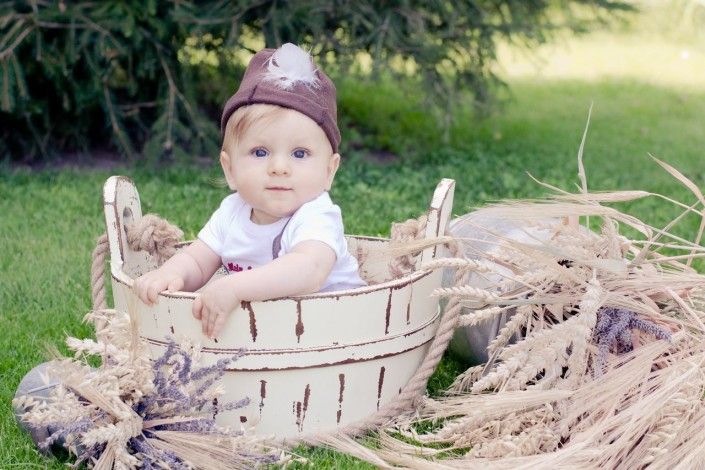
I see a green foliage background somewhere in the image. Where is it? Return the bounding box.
[0,0,630,163]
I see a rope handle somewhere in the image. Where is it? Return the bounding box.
[90,216,183,330]
[389,178,455,278]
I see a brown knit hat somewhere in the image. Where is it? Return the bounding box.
[220,44,340,152]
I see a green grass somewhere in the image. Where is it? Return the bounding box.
[4,25,705,469]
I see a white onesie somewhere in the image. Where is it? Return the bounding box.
[198,191,366,292]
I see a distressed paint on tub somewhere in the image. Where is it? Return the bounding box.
[103,176,455,438]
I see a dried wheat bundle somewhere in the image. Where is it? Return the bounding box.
[13,307,284,469]
[318,158,705,468]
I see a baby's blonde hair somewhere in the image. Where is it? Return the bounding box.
[222,104,288,151]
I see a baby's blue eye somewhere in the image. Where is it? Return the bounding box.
[292,149,307,159]
[253,148,268,158]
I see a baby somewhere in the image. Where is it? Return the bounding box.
[134,43,365,338]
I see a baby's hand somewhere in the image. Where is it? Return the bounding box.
[133,268,185,306]
[192,277,240,339]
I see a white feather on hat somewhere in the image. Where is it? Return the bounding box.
[263,43,320,90]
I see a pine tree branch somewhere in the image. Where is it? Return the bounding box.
[0,25,32,60]
[102,83,135,160]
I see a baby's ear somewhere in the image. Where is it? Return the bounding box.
[326,153,341,190]
[220,151,237,191]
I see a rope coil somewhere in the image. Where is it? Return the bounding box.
[125,214,183,266]
[389,213,429,278]
[90,215,182,330]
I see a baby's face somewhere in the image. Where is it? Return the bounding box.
[221,108,340,224]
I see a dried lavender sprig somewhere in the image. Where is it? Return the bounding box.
[594,307,634,375]
[154,380,191,405]
[38,418,93,451]
[152,339,177,370]
[24,333,271,469]
[594,307,673,376]
[142,347,245,416]
[140,341,191,411]
[630,317,672,341]
[157,418,217,434]
[176,350,193,383]
[130,436,191,470]
[138,342,250,422]
[615,328,633,353]
[604,310,632,347]
[594,308,613,336]
[190,354,241,382]
[71,443,105,469]
[147,344,194,406]
[193,373,226,400]
[140,388,190,416]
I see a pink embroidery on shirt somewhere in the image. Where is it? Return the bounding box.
[226,262,252,273]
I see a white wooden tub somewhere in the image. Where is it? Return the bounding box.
[103,176,455,438]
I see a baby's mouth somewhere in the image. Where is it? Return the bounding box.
[266,186,292,191]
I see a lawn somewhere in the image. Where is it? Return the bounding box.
[2,19,705,470]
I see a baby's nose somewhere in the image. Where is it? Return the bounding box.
[268,154,290,175]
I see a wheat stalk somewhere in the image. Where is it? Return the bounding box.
[317,159,705,468]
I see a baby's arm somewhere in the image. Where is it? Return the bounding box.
[133,240,222,305]
[193,240,336,338]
